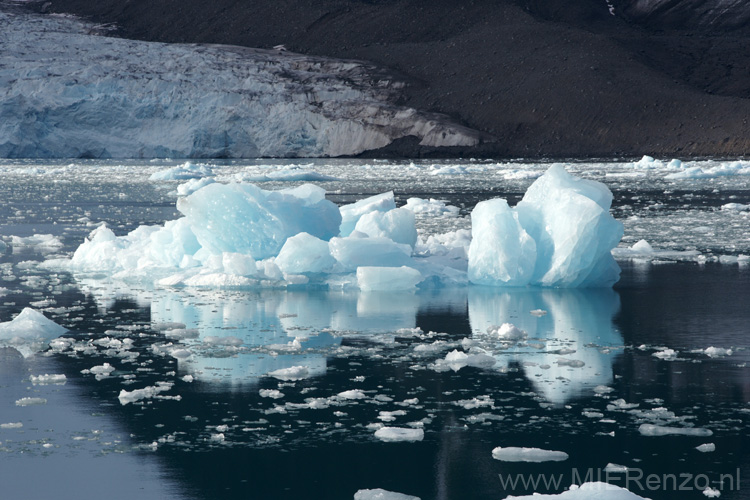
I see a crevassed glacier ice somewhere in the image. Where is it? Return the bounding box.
[0,9,481,158]
[469,164,623,287]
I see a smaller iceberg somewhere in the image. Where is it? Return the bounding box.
[0,308,67,357]
[468,164,623,287]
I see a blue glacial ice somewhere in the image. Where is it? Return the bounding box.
[55,166,624,290]
[0,8,481,158]
[0,308,68,357]
[469,165,623,287]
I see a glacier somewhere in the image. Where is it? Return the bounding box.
[0,7,482,158]
[52,165,623,289]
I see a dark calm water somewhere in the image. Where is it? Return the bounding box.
[0,160,748,500]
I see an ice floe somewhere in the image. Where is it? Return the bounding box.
[491,446,569,462]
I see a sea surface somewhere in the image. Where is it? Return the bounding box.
[0,158,748,500]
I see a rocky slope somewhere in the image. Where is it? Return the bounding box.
[20,0,750,157]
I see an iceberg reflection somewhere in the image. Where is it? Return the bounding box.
[468,287,623,404]
[147,288,420,384]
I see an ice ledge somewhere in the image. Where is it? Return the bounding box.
[0,7,484,158]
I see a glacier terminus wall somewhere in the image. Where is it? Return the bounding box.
[0,7,483,159]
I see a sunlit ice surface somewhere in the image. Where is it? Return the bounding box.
[0,158,748,500]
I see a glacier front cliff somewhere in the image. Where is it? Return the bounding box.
[0,7,483,158]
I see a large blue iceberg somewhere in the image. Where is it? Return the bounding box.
[57,165,623,289]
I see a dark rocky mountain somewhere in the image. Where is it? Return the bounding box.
[33,0,750,157]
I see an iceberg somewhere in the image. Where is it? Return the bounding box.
[0,308,67,357]
[468,165,623,287]
[59,166,623,291]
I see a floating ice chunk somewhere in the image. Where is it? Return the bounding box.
[487,323,527,341]
[665,161,750,179]
[354,489,420,500]
[696,443,716,452]
[337,389,367,400]
[469,165,623,287]
[354,208,417,248]
[720,203,750,212]
[177,177,216,196]
[15,397,47,406]
[630,239,653,253]
[30,374,67,385]
[704,347,732,358]
[604,463,628,473]
[170,348,192,359]
[491,446,568,462]
[593,385,614,394]
[703,487,721,498]
[330,237,413,271]
[82,362,116,380]
[203,336,243,347]
[275,232,337,275]
[0,308,67,357]
[638,424,712,437]
[429,164,487,175]
[238,168,339,183]
[500,169,543,180]
[357,266,422,291]
[611,239,702,262]
[374,426,424,442]
[259,389,284,399]
[503,482,650,499]
[631,155,666,169]
[0,422,23,429]
[436,349,496,372]
[339,192,396,237]
[118,382,174,405]
[404,197,460,217]
[10,234,64,252]
[177,183,341,259]
[150,162,213,181]
[652,349,678,360]
[267,365,310,381]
